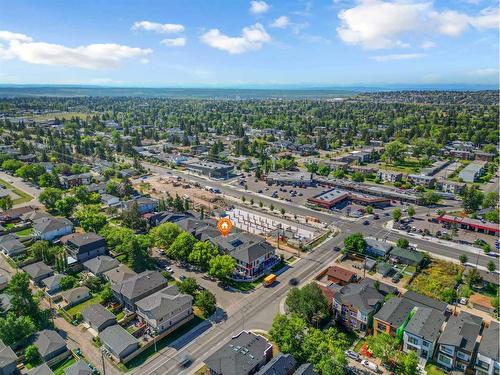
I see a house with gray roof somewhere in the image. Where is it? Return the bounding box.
[27,363,54,375]
[103,264,136,285]
[389,247,424,266]
[41,273,65,295]
[23,261,54,284]
[435,312,483,372]
[474,321,499,375]
[403,306,446,360]
[81,303,116,333]
[33,329,68,362]
[205,331,273,375]
[365,238,393,258]
[0,339,17,375]
[111,271,167,310]
[293,364,318,375]
[256,353,296,375]
[64,359,93,375]
[61,287,90,307]
[83,256,119,276]
[99,325,139,361]
[333,283,384,333]
[135,285,193,334]
[0,233,26,257]
[403,291,448,313]
[373,297,417,338]
[61,232,106,262]
[33,216,73,242]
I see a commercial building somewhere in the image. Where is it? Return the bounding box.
[266,171,313,187]
[184,160,234,179]
[307,188,390,209]
[436,214,500,235]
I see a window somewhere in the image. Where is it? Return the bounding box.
[422,340,429,348]
[456,351,470,361]
[475,359,490,371]
[407,336,419,345]
[440,345,454,356]
[437,354,452,367]
[377,322,386,331]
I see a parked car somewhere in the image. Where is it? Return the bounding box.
[288,278,299,286]
[363,220,370,225]
[178,354,193,368]
[333,246,341,252]
[179,275,187,281]
[345,350,360,361]
[361,360,379,372]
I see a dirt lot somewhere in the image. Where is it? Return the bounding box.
[135,175,227,211]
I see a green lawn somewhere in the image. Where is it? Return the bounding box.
[425,362,447,375]
[15,227,33,237]
[0,178,33,205]
[65,295,102,318]
[115,310,125,321]
[51,356,76,375]
[124,316,204,369]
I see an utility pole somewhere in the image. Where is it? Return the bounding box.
[101,350,107,375]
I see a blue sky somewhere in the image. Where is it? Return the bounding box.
[0,0,498,86]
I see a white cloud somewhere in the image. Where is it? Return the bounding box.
[337,0,500,50]
[469,68,498,76]
[200,23,271,54]
[160,37,186,47]
[371,53,425,61]
[250,1,270,14]
[270,16,290,28]
[132,21,184,34]
[419,40,436,49]
[0,30,152,69]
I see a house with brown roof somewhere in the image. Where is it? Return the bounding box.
[325,266,357,286]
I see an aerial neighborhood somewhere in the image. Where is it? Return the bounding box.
[0,90,497,375]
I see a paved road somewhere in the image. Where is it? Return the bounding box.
[142,160,493,267]
[134,236,344,375]
[0,171,41,205]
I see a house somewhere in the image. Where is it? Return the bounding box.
[373,297,417,338]
[402,291,448,313]
[474,321,499,375]
[33,216,73,241]
[359,278,398,297]
[205,331,273,375]
[111,271,168,310]
[99,325,139,361]
[100,194,120,207]
[459,161,487,183]
[365,238,393,258]
[184,160,234,180]
[87,182,107,194]
[64,360,93,375]
[61,287,91,307]
[27,363,54,375]
[474,151,495,162]
[41,273,65,295]
[104,264,137,285]
[389,247,424,266]
[81,304,116,333]
[377,170,403,183]
[0,233,26,257]
[324,266,357,286]
[403,306,446,360]
[293,364,318,375]
[59,173,92,188]
[121,197,158,214]
[21,210,51,223]
[0,275,7,292]
[135,285,193,334]
[33,329,69,362]
[210,232,278,281]
[61,232,106,262]
[435,312,483,372]
[146,211,194,227]
[83,256,119,276]
[256,353,297,375]
[333,283,384,333]
[0,339,18,375]
[464,265,500,288]
[23,261,54,284]
[0,205,38,221]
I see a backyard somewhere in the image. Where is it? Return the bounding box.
[51,356,76,375]
[65,295,102,318]
[408,259,463,303]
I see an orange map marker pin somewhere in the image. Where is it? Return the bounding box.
[217,218,233,237]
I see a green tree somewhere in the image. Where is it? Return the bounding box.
[208,255,236,281]
[0,196,13,211]
[285,283,329,326]
[365,333,398,365]
[484,209,500,223]
[54,196,78,217]
[6,272,38,318]
[74,205,107,233]
[351,172,365,182]
[397,350,418,375]
[483,192,498,208]
[24,344,41,365]
[365,205,373,214]
[0,313,36,346]
[392,208,402,222]
[167,232,196,260]
[121,202,146,231]
[39,188,63,210]
[60,275,77,291]
[195,290,217,317]
[396,238,409,249]
[462,186,484,213]
[487,260,496,272]
[149,223,181,249]
[382,140,407,164]
[269,314,307,361]
[407,206,415,217]
[459,254,468,264]
[177,277,198,296]
[188,241,219,271]
[343,232,366,254]
[125,235,151,272]
[100,225,134,250]
[73,186,92,204]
